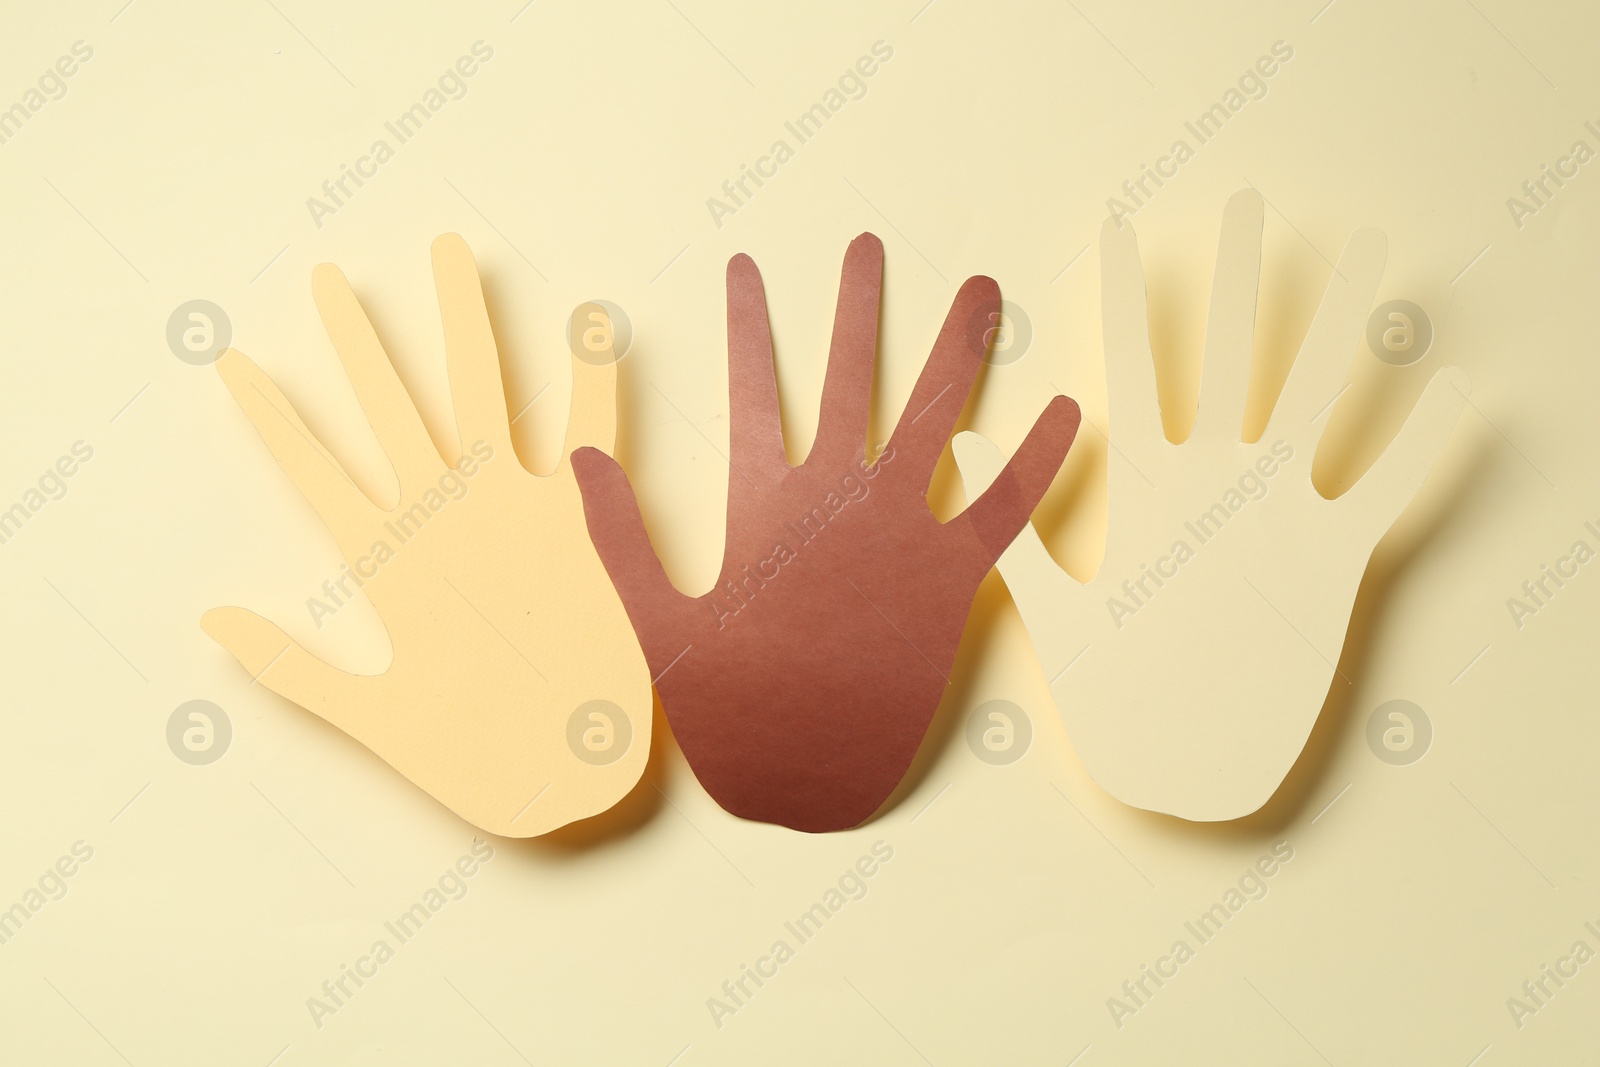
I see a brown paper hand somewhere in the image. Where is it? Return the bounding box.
[573,234,1080,832]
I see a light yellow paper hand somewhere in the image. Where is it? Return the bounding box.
[955,190,1469,821]
[203,234,650,837]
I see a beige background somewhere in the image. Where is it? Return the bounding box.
[1,0,1595,1063]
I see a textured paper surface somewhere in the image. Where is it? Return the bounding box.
[956,192,1470,821]
[575,234,1079,832]
[2,4,1596,1064]
[203,235,651,837]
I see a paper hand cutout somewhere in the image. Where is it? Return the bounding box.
[573,234,1080,832]
[955,191,1469,822]
[203,235,650,837]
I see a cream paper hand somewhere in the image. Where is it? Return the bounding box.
[203,235,650,837]
[954,190,1469,821]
